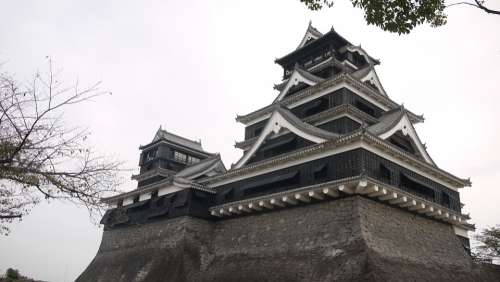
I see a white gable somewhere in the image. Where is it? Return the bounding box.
[297,23,323,50]
[234,109,328,169]
[378,114,435,165]
[275,68,320,102]
[346,45,375,65]
[359,68,387,96]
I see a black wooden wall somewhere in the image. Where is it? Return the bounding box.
[247,134,314,164]
[243,87,384,141]
[102,189,214,229]
[317,117,361,134]
[217,148,461,212]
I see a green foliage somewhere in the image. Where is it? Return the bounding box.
[300,0,334,11]
[351,0,447,34]
[6,268,20,280]
[474,225,500,261]
[299,0,499,34]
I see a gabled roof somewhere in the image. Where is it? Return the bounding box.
[203,129,470,190]
[142,126,207,153]
[234,105,338,169]
[236,73,424,125]
[296,21,323,50]
[351,64,387,97]
[366,107,405,135]
[274,64,325,102]
[367,107,436,166]
[102,155,226,203]
[341,45,380,65]
[276,24,380,68]
[175,154,227,180]
[235,104,377,150]
[275,25,353,67]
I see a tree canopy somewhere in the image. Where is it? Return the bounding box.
[300,0,500,34]
[473,225,500,263]
[0,59,123,235]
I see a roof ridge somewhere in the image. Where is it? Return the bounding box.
[276,106,339,140]
[157,128,202,145]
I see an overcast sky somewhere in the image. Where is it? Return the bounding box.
[0,1,499,281]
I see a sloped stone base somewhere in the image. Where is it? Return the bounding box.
[77,196,500,282]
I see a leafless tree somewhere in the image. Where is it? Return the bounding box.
[0,59,123,235]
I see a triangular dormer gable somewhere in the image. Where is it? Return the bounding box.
[172,155,227,187]
[368,109,435,166]
[351,65,388,97]
[152,126,165,142]
[345,45,379,65]
[234,106,338,169]
[274,65,324,102]
[296,21,324,50]
[175,154,226,181]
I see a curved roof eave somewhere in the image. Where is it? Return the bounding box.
[234,105,338,169]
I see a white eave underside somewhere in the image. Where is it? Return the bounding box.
[209,177,473,232]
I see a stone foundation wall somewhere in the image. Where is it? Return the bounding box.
[77,196,500,282]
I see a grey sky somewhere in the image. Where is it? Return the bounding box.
[0,0,499,281]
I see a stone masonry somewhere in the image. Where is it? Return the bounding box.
[77,196,500,282]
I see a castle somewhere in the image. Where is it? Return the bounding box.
[77,23,500,281]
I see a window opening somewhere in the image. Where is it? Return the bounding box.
[400,173,435,200]
[379,164,391,181]
[174,151,187,163]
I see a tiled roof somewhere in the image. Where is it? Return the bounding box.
[175,154,226,179]
[102,155,225,203]
[367,107,405,136]
[275,105,339,140]
[148,127,205,152]
[350,64,388,97]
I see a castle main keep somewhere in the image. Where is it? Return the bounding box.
[77,23,500,281]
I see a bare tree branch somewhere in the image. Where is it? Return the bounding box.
[0,59,124,235]
[474,0,500,15]
[447,1,500,14]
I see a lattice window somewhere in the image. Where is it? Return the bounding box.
[174,151,187,163]
[187,155,200,165]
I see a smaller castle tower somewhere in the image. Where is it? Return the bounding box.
[99,128,226,226]
[133,126,215,188]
